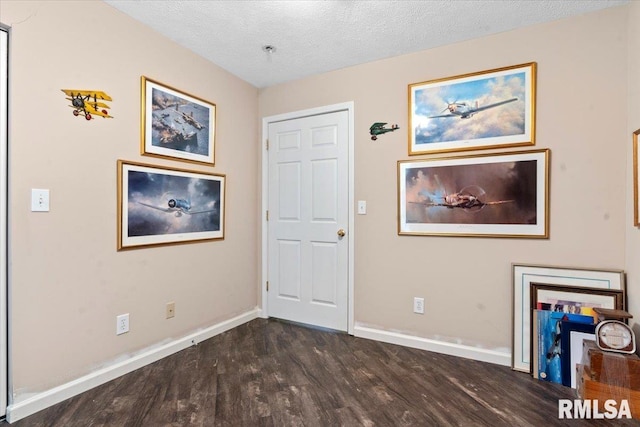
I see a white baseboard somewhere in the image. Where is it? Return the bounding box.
[6,308,261,423]
[353,324,510,367]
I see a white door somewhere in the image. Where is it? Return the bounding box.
[267,110,349,331]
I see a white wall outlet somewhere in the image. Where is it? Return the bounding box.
[31,189,50,212]
[166,302,175,319]
[116,313,130,335]
[413,297,425,314]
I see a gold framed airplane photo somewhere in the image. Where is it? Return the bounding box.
[141,76,216,166]
[408,62,536,155]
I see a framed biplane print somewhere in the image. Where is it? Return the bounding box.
[118,160,225,250]
[398,149,549,238]
[409,62,536,155]
[634,129,639,226]
[141,76,216,165]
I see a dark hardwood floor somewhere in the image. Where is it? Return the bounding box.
[5,318,639,426]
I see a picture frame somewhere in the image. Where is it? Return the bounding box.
[408,62,536,155]
[529,282,623,378]
[141,76,216,165]
[560,322,595,388]
[117,160,225,250]
[511,263,625,373]
[634,129,639,226]
[398,149,549,238]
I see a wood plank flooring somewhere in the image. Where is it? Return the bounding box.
[6,318,639,426]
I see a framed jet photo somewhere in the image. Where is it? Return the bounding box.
[117,160,225,250]
[408,62,536,155]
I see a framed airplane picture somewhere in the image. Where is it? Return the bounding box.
[117,160,225,250]
[398,149,549,238]
[408,62,536,155]
[141,76,216,165]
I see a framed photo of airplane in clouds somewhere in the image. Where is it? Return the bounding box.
[141,76,216,165]
[408,62,536,155]
[118,160,225,250]
[398,149,549,238]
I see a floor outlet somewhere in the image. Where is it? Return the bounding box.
[116,313,130,335]
[413,297,425,314]
[166,302,175,319]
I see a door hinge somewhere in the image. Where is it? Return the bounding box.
[265,139,269,150]
[266,210,269,221]
[266,281,269,292]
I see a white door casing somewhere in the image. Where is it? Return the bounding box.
[262,103,354,333]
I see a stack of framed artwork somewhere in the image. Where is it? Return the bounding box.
[398,62,548,238]
[511,264,626,387]
[117,77,225,250]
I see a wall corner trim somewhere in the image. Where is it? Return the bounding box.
[6,308,261,423]
[353,324,510,367]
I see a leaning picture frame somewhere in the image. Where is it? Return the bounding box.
[511,264,625,373]
[398,149,549,238]
[634,129,639,226]
[117,160,225,250]
[141,76,216,165]
[408,62,536,155]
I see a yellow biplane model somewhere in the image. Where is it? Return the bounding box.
[61,89,113,120]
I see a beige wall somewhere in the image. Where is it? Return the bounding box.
[627,2,640,331]
[0,1,259,400]
[260,5,630,352]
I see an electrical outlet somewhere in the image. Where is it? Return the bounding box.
[413,297,425,314]
[116,313,129,335]
[166,302,175,319]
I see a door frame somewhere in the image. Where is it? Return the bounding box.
[0,25,9,417]
[261,102,354,334]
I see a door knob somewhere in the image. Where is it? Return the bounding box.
[337,229,346,237]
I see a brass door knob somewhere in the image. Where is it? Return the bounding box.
[337,229,346,237]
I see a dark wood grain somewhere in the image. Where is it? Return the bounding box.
[6,318,639,426]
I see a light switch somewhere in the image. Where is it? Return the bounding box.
[31,189,50,212]
[357,200,367,215]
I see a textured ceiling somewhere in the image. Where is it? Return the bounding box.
[103,0,628,88]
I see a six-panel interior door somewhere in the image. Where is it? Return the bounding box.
[267,110,349,331]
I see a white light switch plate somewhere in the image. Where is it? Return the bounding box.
[357,200,367,215]
[31,189,50,212]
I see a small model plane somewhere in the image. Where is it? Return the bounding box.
[138,198,216,217]
[410,175,512,212]
[429,97,517,119]
[369,122,399,140]
[61,89,113,120]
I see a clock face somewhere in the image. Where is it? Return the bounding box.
[595,320,636,354]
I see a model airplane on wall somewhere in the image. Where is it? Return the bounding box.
[61,89,113,120]
[138,198,216,217]
[369,122,399,140]
[429,97,517,119]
